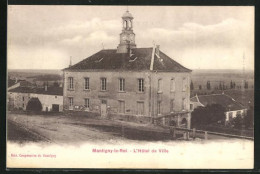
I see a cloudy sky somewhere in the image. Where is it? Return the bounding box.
[7,6,254,70]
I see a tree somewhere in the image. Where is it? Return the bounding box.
[206,81,211,90]
[190,80,194,91]
[191,104,226,127]
[231,114,243,129]
[219,82,222,90]
[26,97,42,112]
[244,106,254,128]
[244,81,248,89]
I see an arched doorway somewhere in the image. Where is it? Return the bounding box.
[181,118,187,127]
[169,120,176,126]
[26,97,42,112]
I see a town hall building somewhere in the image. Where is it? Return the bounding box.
[63,10,192,128]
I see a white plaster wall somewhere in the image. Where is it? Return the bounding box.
[30,94,63,112]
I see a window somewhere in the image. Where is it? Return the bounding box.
[69,97,73,107]
[138,78,144,92]
[101,78,107,91]
[182,98,186,110]
[170,99,174,112]
[85,98,90,108]
[55,96,57,98]
[137,101,144,115]
[182,77,187,91]
[157,101,162,115]
[22,103,24,108]
[22,96,24,101]
[171,78,175,92]
[118,100,125,114]
[237,111,241,116]
[158,79,162,93]
[68,77,74,90]
[119,78,125,92]
[84,78,89,90]
[190,104,193,111]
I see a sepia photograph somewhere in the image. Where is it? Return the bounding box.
[6,5,254,169]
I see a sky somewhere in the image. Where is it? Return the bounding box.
[7,6,254,70]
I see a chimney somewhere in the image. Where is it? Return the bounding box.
[150,44,156,71]
[69,56,72,67]
[156,45,160,57]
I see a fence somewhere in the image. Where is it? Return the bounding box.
[162,125,254,140]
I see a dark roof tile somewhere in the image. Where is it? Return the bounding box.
[64,48,191,72]
[191,94,246,111]
[8,86,63,96]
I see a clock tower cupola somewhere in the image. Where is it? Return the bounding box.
[117,10,136,53]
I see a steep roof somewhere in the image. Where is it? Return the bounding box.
[191,94,246,111]
[8,86,63,96]
[64,48,191,72]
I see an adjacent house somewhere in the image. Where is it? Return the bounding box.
[8,85,63,112]
[63,10,192,128]
[190,93,247,122]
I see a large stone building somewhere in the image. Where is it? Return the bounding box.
[63,10,192,128]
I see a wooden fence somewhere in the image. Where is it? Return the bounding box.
[162,125,254,140]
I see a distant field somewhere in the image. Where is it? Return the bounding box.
[8,69,254,97]
[191,69,254,90]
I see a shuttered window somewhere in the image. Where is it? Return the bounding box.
[68,77,74,90]
[137,101,144,115]
[101,78,107,91]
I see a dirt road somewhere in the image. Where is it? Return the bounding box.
[7,112,233,145]
[7,113,130,144]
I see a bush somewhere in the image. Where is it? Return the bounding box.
[244,106,254,128]
[191,104,226,128]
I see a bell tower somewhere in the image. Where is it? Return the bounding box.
[117,10,136,53]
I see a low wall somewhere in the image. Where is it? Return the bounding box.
[108,114,153,124]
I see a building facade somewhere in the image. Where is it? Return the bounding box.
[8,86,63,112]
[63,10,192,128]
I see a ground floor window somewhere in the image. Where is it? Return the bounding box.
[69,97,73,110]
[137,101,144,116]
[118,100,125,114]
[182,98,186,110]
[157,101,162,115]
[85,98,90,108]
[228,112,233,120]
[190,104,193,110]
[170,99,174,112]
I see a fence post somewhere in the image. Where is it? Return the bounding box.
[204,131,208,140]
[122,125,125,138]
[192,128,196,139]
[170,128,176,140]
[162,117,165,126]
[183,132,187,140]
